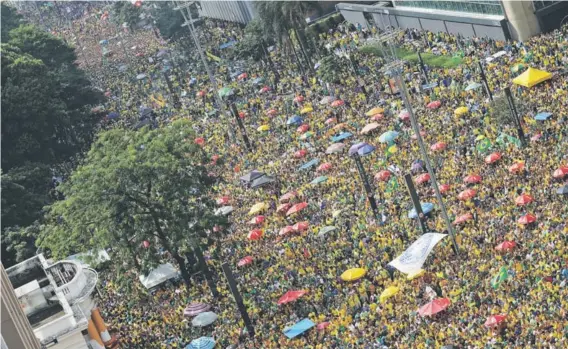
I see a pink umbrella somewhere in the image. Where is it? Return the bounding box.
[294,149,307,159]
[286,202,308,216]
[411,130,427,140]
[415,173,430,185]
[292,221,309,232]
[293,96,304,103]
[430,142,447,152]
[439,184,451,194]
[515,194,533,206]
[216,196,230,205]
[484,314,507,328]
[238,111,247,119]
[248,229,263,240]
[508,162,525,174]
[317,163,332,172]
[518,213,536,225]
[259,86,271,94]
[371,113,384,121]
[458,189,477,201]
[237,72,248,80]
[399,110,410,121]
[485,152,502,164]
[375,170,391,182]
[331,100,344,107]
[325,117,337,125]
[553,165,568,179]
[278,226,295,236]
[266,109,278,116]
[418,298,451,316]
[276,203,292,213]
[453,213,473,225]
[277,290,307,305]
[317,322,331,331]
[297,124,310,134]
[279,191,298,203]
[464,174,482,184]
[184,303,211,317]
[196,90,206,97]
[238,256,253,267]
[495,241,516,251]
[426,100,441,109]
[248,215,265,225]
[142,240,150,248]
[194,137,205,146]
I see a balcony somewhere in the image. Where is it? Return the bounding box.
[45,261,98,305]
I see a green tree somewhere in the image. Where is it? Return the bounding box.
[152,1,185,40]
[112,1,142,31]
[39,120,227,286]
[1,4,23,42]
[318,54,345,84]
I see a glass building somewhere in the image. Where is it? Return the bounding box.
[394,0,504,16]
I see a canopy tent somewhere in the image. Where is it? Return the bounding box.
[240,170,265,183]
[512,67,552,88]
[251,175,276,189]
[139,263,179,289]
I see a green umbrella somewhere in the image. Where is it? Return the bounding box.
[310,176,328,185]
[218,87,234,98]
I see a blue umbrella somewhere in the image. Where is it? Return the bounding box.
[287,116,303,125]
[357,144,375,156]
[107,112,119,119]
[331,132,353,143]
[283,318,316,339]
[379,131,399,143]
[348,142,366,156]
[185,336,215,349]
[299,158,319,171]
[408,203,435,219]
[534,112,552,121]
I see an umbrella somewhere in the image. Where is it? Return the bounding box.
[439,184,451,194]
[278,226,295,236]
[331,100,344,107]
[508,162,525,174]
[293,96,304,103]
[534,112,552,121]
[463,174,482,184]
[277,203,292,213]
[320,96,335,105]
[185,337,215,349]
[556,185,568,195]
[219,40,237,49]
[407,269,425,281]
[331,132,353,143]
[292,221,309,232]
[458,189,477,201]
[317,163,332,172]
[454,106,469,116]
[316,322,331,331]
[196,90,206,97]
[371,113,384,121]
[191,312,218,327]
[299,158,319,170]
[107,112,119,119]
[280,191,298,203]
[216,196,230,205]
[411,159,425,172]
[326,143,345,154]
[408,203,434,219]
[294,149,308,159]
[184,303,211,317]
[379,131,399,143]
[300,106,313,114]
[299,131,313,140]
[411,130,427,140]
[485,152,502,164]
[266,109,278,116]
[484,314,507,328]
[257,125,270,132]
[248,202,268,215]
[297,124,309,134]
[218,87,234,98]
[318,226,336,238]
[136,73,147,80]
[453,213,473,225]
[283,318,315,339]
[325,117,337,125]
[374,170,391,182]
[553,165,568,178]
[248,229,263,240]
[464,82,483,91]
[259,86,271,94]
[418,298,451,316]
[251,77,265,85]
[398,110,410,121]
[278,290,308,305]
[237,72,248,80]
[430,142,447,151]
[495,241,516,251]
[287,115,303,125]
[215,206,233,215]
[358,144,375,156]
[249,215,265,225]
[515,194,533,206]
[415,173,430,184]
[251,175,275,189]
[426,100,441,109]
[379,286,400,302]
[286,202,308,216]
[365,107,384,116]
[518,214,536,224]
[194,137,206,146]
[341,268,366,282]
[361,122,380,135]
[311,176,328,185]
[348,142,366,156]
[240,170,265,183]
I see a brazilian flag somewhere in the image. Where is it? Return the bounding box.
[386,177,399,194]
[476,138,492,153]
[491,266,508,289]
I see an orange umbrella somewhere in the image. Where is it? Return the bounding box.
[294,149,308,158]
[464,174,482,184]
[430,142,447,152]
[317,163,332,172]
[248,215,265,225]
[278,226,295,236]
[508,162,525,174]
[331,100,344,107]
[515,194,533,206]
[292,221,309,232]
[485,152,502,164]
[495,241,516,251]
[297,124,310,134]
[458,189,477,201]
[518,213,536,225]
[238,256,253,267]
[216,196,230,205]
[439,184,451,194]
[485,314,507,328]
[415,173,430,184]
[374,170,391,182]
[418,298,451,316]
[277,203,292,213]
[286,202,308,216]
[453,213,473,225]
[553,165,568,178]
[248,229,263,240]
[279,191,298,203]
[277,290,307,305]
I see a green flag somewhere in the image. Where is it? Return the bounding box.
[386,177,399,193]
[491,266,508,289]
[476,138,492,153]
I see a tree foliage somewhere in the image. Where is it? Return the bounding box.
[39,119,227,285]
[112,1,142,30]
[318,54,345,84]
[235,19,273,62]
[1,4,23,42]
[151,1,186,41]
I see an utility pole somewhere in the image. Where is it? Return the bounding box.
[221,263,255,338]
[478,61,493,101]
[504,87,526,147]
[351,153,380,222]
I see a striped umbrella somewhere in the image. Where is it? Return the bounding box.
[184,303,211,317]
[185,336,215,349]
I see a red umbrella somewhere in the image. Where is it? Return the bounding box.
[426,100,441,109]
[415,173,430,185]
[297,124,310,134]
[216,196,230,205]
[277,203,292,213]
[248,215,265,225]
[515,194,533,206]
[374,170,391,182]
[196,90,206,97]
[278,226,295,236]
[495,241,516,251]
[277,290,308,305]
[294,149,308,159]
[518,213,536,225]
[237,73,248,80]
[210,155,220,165]
[325,117,337,125]
[248,229,263,240]
[279,191,298,203]
[317,322,331,331]
[553,165,568,179]
[411,130,427,140]
[194,137,205,146]
[464,174,482,184]
[317,163,332,172]
[286,202,308,216]
[484,314,507,328]
[439,184,451,194]
[458,189,477,201]
[238,256,253,267]
[331,100,344,107]
[267,109,278,116]
[293,96,304,103]
[485,152,502,164]
[418,298,451,316]
[259,86,271,93]
[508,162,525,174]
[292,221,309,232]
[453,213,473,225]
[142,240,150,248]
[430,142,447,152]
[371,113,384,121]
[399,110,410,121]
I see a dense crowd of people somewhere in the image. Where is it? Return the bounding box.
[21,3,568,348]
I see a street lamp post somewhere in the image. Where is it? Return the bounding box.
[351,153,380,222]
[478,61,493,101]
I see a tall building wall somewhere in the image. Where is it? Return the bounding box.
[198,1,255,24]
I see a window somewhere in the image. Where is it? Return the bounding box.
[395,0,504,15]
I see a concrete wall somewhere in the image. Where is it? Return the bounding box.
[502,0,540,41]
[49,332,89,349]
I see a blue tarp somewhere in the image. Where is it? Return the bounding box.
[219,41,237,49]
[283,318,316,339]
[534,112,552,121]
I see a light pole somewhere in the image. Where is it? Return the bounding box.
[351,152,380,222]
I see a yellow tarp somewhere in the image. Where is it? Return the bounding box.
[340,268,366,282]
[512,67,552,88]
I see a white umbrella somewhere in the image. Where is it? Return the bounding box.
[319,96,335,105]
[191,312,218,327]
[318,226,336,238]
[215,206,233,215]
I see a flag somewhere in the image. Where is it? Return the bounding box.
[206,51,221,62]
[386,177,399,194]
[388,233,447,274]
[491,266,508,289]
[476,138,492,153]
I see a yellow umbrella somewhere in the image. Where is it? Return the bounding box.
[407,269,425,281]
[379,286,400,302]
[257,125,270,132]
[340,268,366,282]
[249,202,268,215]
[300,106,313,114]
[454,106,469,116]
[365,107,384,116]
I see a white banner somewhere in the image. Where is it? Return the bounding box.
[388,233,447,274]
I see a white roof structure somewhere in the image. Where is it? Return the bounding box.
[139,263,179,289]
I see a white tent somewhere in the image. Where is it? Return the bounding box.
[139,263,180,289]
